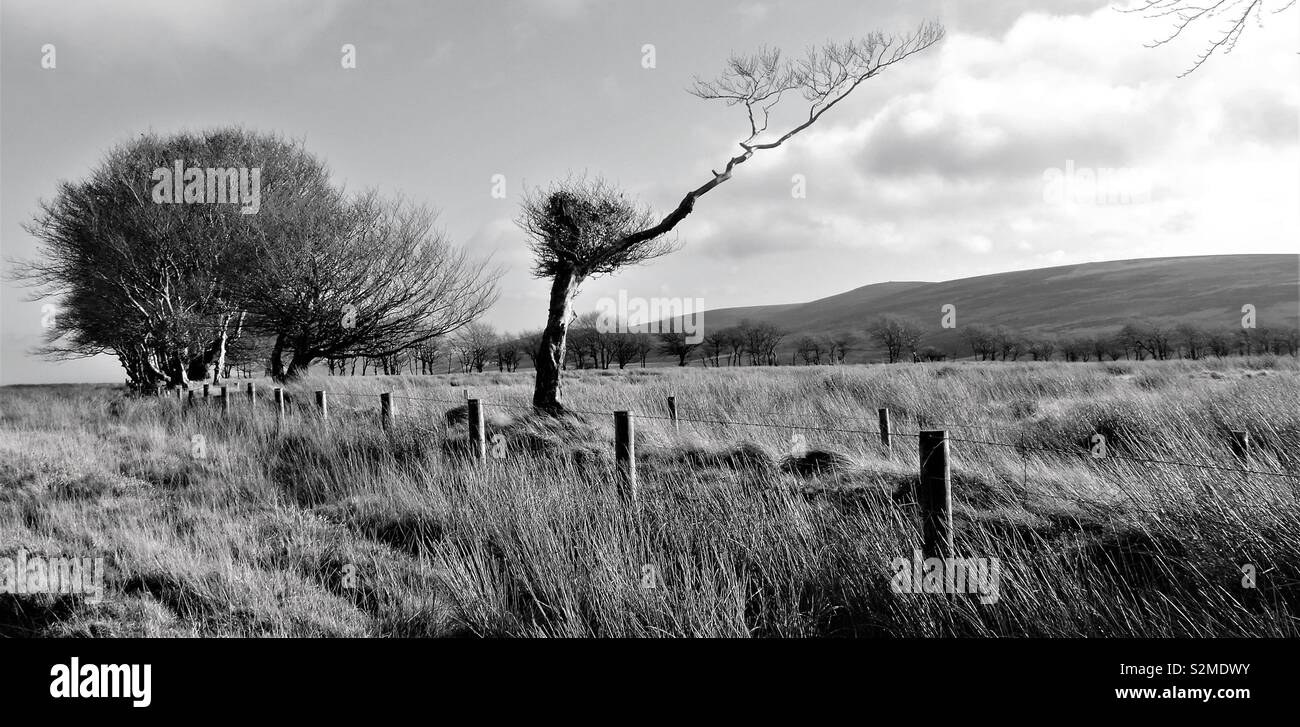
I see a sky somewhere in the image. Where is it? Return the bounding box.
[1,0,1296,383]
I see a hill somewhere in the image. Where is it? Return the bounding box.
[673,254,1299,359]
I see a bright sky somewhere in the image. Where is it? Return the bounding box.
[1,0,1296,383]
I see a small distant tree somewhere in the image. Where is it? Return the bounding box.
[658,332,699,367]
[961,324,996,361]
[634,333,656,368]
[1027,337,1057,361]
[826,332,855,364]
[1175,322,1204,359]
[1205,328,1233,357]
[795,336,823,365]
[917,345,947,362]
[608,332,640,369]
[455,322,497,373]
[869,315,923,364]
[702,330,729,367]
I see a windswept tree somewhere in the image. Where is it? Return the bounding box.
[18,128,332,388]
[19,127,500,386]
[518,24,944,412]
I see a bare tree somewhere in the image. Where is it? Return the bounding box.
[826,332,855,364]
[608,332,640,369]
[1027,337,1058,361]
[495,333,522,372]
[454,322,498,373]
[241,193,500,381]
[869,315,924,364]
[517,25,943,413]
[795,336,824,365]
[1121,0,1296,76]
[961,324,996,361]
[658,332,699,367]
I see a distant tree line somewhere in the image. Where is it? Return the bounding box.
[307,314,1300,377]
[864,315,1300,363]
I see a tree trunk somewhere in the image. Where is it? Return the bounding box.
[270,334,287,381]
[211,315,230,385]
[533,267,580,414]
[284,350,314,380]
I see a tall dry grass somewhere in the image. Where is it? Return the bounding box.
[1,357,1297,636]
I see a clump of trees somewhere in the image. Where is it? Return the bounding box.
[18,128,500,388]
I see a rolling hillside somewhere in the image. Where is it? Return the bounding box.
[671,254,1299,359]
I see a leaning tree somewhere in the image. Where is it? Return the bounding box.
[518,23,944,413]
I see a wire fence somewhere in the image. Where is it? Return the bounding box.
[163,384,1300,484]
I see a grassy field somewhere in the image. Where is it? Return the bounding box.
[2,356,1298,637]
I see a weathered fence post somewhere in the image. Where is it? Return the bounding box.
[878,407,892,455]
[380,392,393,431]
[919,430,953,560]
[186,390,195,408]
[202,384,210,400]
[667,395,679,433]
[246,382,256,408]
[219,386,229,413]
[273,388,285,421]
[614,411,637,502]
[315,391,328,420]
[467,398,486,463]
[1230,430,1250,466]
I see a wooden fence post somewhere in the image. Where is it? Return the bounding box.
[1230,430,1250,466]
[380,393,393,431]
[878,407,892,454]
[220,386,229,413]
[246,382,256,408]
[919,430,953,560]
[186,390,195,408]
[467,398,486,463]
[615,411,637,502]
[667,395,679,433]
[202,384,210,400]
[315,390,328,420]
[273,388,285,421]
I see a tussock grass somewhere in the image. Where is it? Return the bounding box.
[1,358,1298,637]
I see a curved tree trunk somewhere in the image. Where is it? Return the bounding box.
[532,267,580,414]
